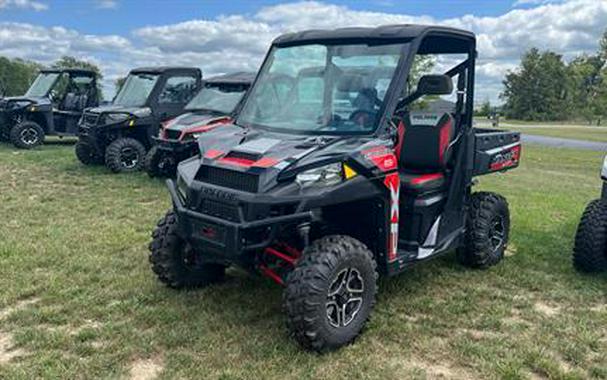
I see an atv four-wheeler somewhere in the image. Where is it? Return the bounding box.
[149,25,522,351]
[75,67,202,173]
[145,72,253,178]
[573,156,607,272]
[0,69,99,148]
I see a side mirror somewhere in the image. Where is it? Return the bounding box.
[417,74,453,96]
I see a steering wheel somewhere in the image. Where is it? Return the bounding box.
[349,110,377,129]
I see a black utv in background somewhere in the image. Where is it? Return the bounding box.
[75,67,202,173]
[150,25,522,352]
[0,69,99,149]
[145,72,254,178]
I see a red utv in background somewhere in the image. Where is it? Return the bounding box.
[145,72,253,177]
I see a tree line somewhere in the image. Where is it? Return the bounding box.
[0,56,104,99]
[500,30,607,124]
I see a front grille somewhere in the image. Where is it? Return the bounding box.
[198,199,240,222]
[83,113,100,126]
[196,165,259,193]
[165,129,181,140]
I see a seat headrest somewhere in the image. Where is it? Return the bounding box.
[336,74,364,92]
[409,112,452,127]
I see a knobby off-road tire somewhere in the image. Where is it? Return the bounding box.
[10,121,44,149]
[573,199,607,272]
[0,123,10,142]
[145,145,177,178]
[283,235,378,352]
[457,192,510,269]
[75,140,103,165]
[105,137,146,173]
[149,210,225,289]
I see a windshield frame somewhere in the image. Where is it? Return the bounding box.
[25,72,61,98]
[112,72,160,107]
[234,40,412,136]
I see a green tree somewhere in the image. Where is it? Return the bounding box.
[567,55,605,125]
[501,48,570,121]
[52,56,104,100]
[0,56,42,97]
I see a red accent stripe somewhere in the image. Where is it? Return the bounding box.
[218,156,256,167]
[438,119,452,164]
[264,247,297,266]
[410,173,444,185]
[395,120,406,161]
[253,157,279,168]
[204,149,223,159]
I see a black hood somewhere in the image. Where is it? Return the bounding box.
[187,123,385,192]
[164,111,227,133]
[0,96,50,109]
[86,104,152,117]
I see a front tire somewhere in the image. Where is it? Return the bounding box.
[284,235,378,352]
[10,121,44,149]
[105,137,146,173]
[457,192,510,268]
[75,140,103,165]
[145,145,177,178]
[149,211,225,288]
[573,199,607,272]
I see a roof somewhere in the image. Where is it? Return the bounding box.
[205,72,255,85]
[130,66,202,75]
[273,24,475,47]
[40,68,97,76]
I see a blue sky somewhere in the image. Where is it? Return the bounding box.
[3,0,519,35]
[1,0,605,102]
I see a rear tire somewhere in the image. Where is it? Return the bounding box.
[75,140,103,165]
[283,235,377,352]
[573,199,607,272]
[457,192,510,269]
[149,210,225,288]
[145,145,177,178]
[0,123,10,142]
[105,137,146,173]
[10,121,44,149]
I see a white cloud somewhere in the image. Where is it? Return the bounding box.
[0,0,47,11]
[96,0,117,9]
[1,0,606,102]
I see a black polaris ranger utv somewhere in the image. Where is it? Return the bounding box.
[145,72,253,178]
[149,25,522,352]
[572,156,607,272]
[0,69,99,149]
[75,67,202,173]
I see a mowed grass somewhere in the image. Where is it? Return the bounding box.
[1,141,607,379]
[515,126,607,143]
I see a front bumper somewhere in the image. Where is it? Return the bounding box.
[153,136,198,155]
[168,180,315,260]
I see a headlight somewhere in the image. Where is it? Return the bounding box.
[295,163,357,188]
[601,155,607,180]
[104,113,130,123]
[176,174,188,201]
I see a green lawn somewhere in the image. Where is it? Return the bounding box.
[1,142,607,379]
[514,126,607,143]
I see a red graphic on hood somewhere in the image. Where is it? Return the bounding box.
[363,146,398,172]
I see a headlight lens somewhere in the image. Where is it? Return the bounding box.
[176,175,188,201]
[105,113,130,123]
[602,155,607,180]
[296,163,345,188]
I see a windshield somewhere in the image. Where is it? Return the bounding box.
[113,73,159,107]
[25,73,60,97]
[185,83,247,114]
[237,42,406,134]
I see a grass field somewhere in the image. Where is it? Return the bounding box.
[1,142,607,379]
[511,126,607,143]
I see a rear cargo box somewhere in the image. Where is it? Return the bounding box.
[473,128,521,176]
